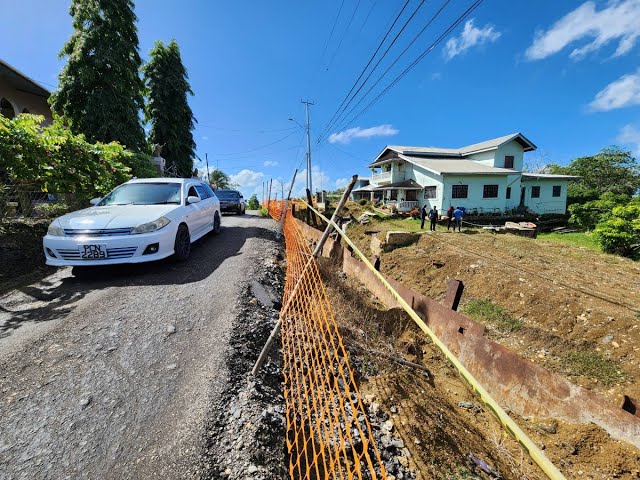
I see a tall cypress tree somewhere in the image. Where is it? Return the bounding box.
[50,0,146,152]
[143,40,196,178]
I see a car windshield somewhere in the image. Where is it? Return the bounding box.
[99,183,182,206]
[216,191,240,199]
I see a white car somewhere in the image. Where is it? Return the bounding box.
[43,178,221,266]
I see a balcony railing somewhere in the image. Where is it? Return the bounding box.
[371,171,391,182]
[398,201,419,211]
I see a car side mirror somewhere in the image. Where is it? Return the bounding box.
[187,195,201,204]
[90,197,101,206]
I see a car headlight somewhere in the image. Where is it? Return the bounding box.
[131,216,171,234]
[47,222,64,236]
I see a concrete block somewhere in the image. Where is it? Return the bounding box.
[385,231,419,250]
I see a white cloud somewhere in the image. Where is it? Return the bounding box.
[618,123,640,154]
[430,72,442,81]
[230,169,264,192]
[443,19,501,60]
[202,136,209,141]
[589,69,640,111]
[335,177,349,188]
[263,160,279,167]
[526,0,640,61]
[328,124,399,144]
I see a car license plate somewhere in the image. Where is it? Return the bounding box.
[80,244,108,259]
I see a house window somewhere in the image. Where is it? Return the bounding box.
[0,98,15,119]
[504,155,514,168]
[531,186,541,198]
[424,186,436,199]
[506,187,511,199]
[552,185,561,197]
[406,190,417,201]
[483,184,498,198]
[452,184,468,199]
[389,190,397,200]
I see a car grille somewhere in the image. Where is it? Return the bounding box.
[63,228,134,237]
[55,247,138,260]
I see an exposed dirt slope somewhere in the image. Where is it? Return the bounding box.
[346,216,640,405]
[320,258,640,479]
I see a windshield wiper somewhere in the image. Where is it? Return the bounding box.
[149,201,180,205]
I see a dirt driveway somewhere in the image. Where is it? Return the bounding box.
[0,212,280,480]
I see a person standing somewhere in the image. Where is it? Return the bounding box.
[446,205,454,230]
[420,204,428,229]
[453,206,463,232]
[429,206,438,231]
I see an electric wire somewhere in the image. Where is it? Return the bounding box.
[319,0,346,66]
[325,0,362,70]
[211,130,299,156]
[332,0,484,135]
[317,0,411,144]
[325,0,454,138]
[318,0,427,143]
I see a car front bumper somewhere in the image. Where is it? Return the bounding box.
[43,226,177,266]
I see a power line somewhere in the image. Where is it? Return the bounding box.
[197,124,298,133]
[331,0,485,136]
[318,0,427,143]
[327,0,454,136]
[317,0,411,144]
[319,0,346,66]
[358,0,378,34]
[211,130,299,156]
[325,0,362,70]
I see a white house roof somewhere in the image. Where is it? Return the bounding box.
[373,179,423,190]
[352,184,377,192]
[521,173,580,181]
[370,132,537,166]
[0,58,50,98]
[399,154,515,176]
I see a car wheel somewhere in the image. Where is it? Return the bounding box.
[213,212,221,234]
[240,206,245,215]
[174,224,191,261]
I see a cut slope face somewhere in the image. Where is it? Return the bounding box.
[346,216,640,404]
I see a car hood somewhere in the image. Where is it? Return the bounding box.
[56,205,179,230]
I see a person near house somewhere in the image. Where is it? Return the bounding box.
[428,206,438,231]
[420,204,428,229]
[453,206,463,232]
[446,205,454,230]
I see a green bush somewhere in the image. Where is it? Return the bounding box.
[33,202,71,218]
[358,198,368,206]
[0,114,134,200]
[125,152,159,178]
[568,192,630,230]
[247,194,260,210]
[593,198,640,258]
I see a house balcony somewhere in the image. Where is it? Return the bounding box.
[386,200,419,212]
[371,171,391,183]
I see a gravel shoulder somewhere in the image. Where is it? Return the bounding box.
[0,212,282,480]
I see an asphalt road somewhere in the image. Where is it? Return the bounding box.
[0,212,279,480]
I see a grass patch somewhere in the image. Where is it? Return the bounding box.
[462,299,522,334]
[259,207,269,217]
[560,351,625,386]
[538,231,601,252]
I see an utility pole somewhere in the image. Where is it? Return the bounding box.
[205,153,210,183]
[301,99,315,195]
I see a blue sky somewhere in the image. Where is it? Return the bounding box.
[2,0,640,198]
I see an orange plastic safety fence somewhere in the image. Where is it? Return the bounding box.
[266,201,387,480]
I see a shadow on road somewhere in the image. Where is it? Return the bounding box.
[0,216,276,339]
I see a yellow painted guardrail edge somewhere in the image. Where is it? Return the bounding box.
[301,201,566,480]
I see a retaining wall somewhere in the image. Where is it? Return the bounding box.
[293,217,640,449]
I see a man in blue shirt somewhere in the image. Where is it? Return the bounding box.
[453,206,463,232]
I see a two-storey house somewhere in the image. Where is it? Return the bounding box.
[368,133,577,214]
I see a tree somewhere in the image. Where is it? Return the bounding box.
[545,147,640,204]
[568,192,631,230]
[594,197,640,258]
[50,0,146,152]
[247,194,260,209]
[209,169,235,190]
[142,40,196,177]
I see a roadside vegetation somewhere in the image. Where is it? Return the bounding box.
[560,351,627,387]
[462,299,523,334]
[537,231,601,252]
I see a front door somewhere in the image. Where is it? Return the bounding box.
[520,187,526,207]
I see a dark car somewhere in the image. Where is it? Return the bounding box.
[215,189,245,214]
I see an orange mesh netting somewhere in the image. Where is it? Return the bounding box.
[266,201,387,480]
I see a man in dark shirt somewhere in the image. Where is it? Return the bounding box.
[428,206,438,231]
[420,204,428,229]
